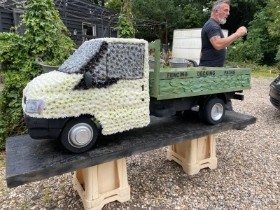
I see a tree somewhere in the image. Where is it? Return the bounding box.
[227,0,280,66]
[224,0,266,34]
[132,0,184,43]
[22,0,75,65]
[105,0,122,12]
[118,0,135,38]
[266,0,280,65]
[131,0,265,44]
[182,3,209,29]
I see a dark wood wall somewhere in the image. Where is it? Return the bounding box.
[0,8,13,32]
[0,0,118,46]
[56,0,118,46]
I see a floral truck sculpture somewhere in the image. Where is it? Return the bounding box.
[22,38,251,153]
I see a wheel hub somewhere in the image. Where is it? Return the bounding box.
[211,103,223,121]
[68,123,93,148]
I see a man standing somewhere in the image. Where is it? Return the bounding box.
[199,0,247,67]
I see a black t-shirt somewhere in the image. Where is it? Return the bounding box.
[199,19,226,67]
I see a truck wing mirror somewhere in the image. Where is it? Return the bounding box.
[84,71,93,89]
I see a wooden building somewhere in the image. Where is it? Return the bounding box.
[0,0,118,46]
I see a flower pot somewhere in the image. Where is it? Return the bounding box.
[40,63,59,73]
[36,58,59,73]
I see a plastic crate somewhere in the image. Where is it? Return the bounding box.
[73,158,130,210]
[167,134,217,175]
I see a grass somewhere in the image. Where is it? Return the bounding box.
[252,70,277,78]
[249,63,279,78]
[226,61,279,78]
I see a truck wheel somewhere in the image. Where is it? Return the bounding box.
[60,117,98,153]
[199,98,225,125]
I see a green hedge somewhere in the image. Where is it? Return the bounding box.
[0,0,75,149]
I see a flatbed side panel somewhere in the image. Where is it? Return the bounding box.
[149,68,251,100]
[154,86,250,100]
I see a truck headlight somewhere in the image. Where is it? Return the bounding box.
[25,99,46,113]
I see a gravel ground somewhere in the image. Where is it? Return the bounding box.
[0,77,280,210]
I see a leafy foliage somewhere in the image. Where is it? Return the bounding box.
[118,14,135,38]
[0,33,38,149]
[266,0,280,66]
[132,0,184,42]
[0,0,75,149]
[227,0,280,66]
[225,0,266,34]
[117,0,135,38]
[182,3,209,29]
[22,0,75,65]
[105,0,122,12]
[131,0,266,43]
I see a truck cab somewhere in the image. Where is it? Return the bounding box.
[23,38,150,153]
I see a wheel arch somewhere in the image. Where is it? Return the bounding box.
[59,114,99,153]
[216,93,227,104]
[199,97,226,125]
[59,114,100,139]
[198,93,227,108]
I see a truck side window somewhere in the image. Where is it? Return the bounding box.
[69,41,145,90]
[106,43,144,79]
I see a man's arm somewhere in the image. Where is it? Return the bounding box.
[210,26,247,50]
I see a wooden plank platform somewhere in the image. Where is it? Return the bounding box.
[6,111,256,188]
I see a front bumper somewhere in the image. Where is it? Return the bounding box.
[24,115,69,140]
[269,84,280,109]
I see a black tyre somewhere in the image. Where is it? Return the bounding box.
[186,59,198,67]
[60,117,98,153]
[199,98,225,125]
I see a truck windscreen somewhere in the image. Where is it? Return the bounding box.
[58,39,105,74]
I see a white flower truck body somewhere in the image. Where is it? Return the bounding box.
[22,38,251,153]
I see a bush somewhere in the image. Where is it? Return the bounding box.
[225,60,280,77]
[0,0,75,149]
[227,0,280,66]
[227,38,263,64]
[117,0,135,38]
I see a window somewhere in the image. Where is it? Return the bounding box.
[13,9,24,35]
[82,22,96,42]
[110,27,117,37]
[107,43,145,79]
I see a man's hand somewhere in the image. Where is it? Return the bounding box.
[235,26,247,38]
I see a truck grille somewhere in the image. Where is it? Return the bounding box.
[273,76,280,84]
[270,97,279,108]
